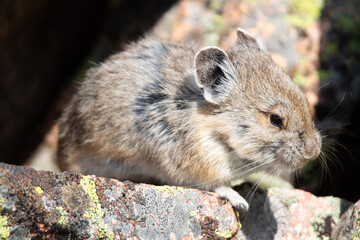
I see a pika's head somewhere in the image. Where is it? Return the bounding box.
[194,28,321,170]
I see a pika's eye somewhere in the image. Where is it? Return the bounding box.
[270,114,283,128]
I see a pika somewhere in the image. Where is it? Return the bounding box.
[57,28,321,211]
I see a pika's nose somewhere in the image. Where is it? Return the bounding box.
[304,136,321,160]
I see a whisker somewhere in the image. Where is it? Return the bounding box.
[244,167,278,219]
[189,158,276,188]
[229,159,276,182]
[317,79,334,90]
[320,80,347,123]
[318,121,351,134]
[187,161,258,188]
[245,174,265,208]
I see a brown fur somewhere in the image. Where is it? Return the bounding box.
[57,29,321,210]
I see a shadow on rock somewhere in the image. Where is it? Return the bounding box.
[235,183,278,240]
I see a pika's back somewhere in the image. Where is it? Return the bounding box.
[79,39,197,107]
[57,39,205,174]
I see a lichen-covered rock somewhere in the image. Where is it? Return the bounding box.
[0,162,356,239]
[0,163,239,239]
[331,199,360,240]
[236,185,353,240]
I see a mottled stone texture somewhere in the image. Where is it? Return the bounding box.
[331,200,360,240]
[0,163,238,239]
[0,162,358,239]
[236,185,353,240]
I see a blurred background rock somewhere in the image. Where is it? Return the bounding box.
[1,0,359,202]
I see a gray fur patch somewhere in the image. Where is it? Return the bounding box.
[133,78,168,116]
[237,125,249,137]
[174,81,204,102]
[137,42,170,62]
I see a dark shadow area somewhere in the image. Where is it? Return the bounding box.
[295,0,360,202]
[235,183,277,240]
[0,0,178,166]
[0,0,109,166]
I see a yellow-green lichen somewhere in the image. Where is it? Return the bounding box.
[237,221,242,230]
[189,210,199,218]
[293,73,307,87]
[176,187,185,193]
[0,199,4,210]
[309,209,327,239]
[56,206,69,226]
[34,186,44,195]
[201,216,205,222]
[235,211,242,230]
[209,0,224,11]
[324,197,341,224]
[292,57,310,87]
[212,14,225,31]
[0,216,10,239]
[80,176,114,240]
[286,0,324,29]
[268,188,299,207]
[154,185,185,196]
[352,212,360,240]
[80,176,99,202]
[215,226,235,239]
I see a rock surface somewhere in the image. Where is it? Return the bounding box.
[236,185,353,239]
[0,163,238,239]
[331,200,360,240]
[0,162,357,239]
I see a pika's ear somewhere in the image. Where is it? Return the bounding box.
[236,27,266,51]
[194,46,237,104]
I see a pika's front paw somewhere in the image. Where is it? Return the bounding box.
[215,186,249,213]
